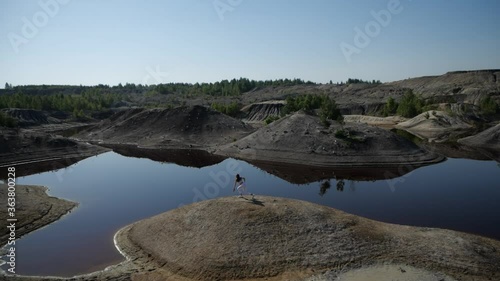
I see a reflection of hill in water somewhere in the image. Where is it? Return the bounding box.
[247,159,428,184]
[105,145,438,183]
[105,144,227,168]
[0,156,92,179]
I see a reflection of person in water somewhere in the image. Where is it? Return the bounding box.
[233,174,253,198]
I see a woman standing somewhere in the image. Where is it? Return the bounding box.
[233,174,253,198]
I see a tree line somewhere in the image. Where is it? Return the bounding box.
[0,89,120,113]
[279,94,343,126]
[382,90,499,118]
[1,78,315,98]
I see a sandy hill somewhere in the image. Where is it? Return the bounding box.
[241,100,285,122]
[216,111,442,167]
[1,108,63,127]
[0,128,106,177]
[395,110,473,142]
[388,70,500,103]
[76,105,254,148]
[238,70,500,116]
[458,123,500,151]
[116,196,500,281]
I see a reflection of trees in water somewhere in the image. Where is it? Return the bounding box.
[319,180,331,196]
[336,180,345,192]
[319,179,357,196]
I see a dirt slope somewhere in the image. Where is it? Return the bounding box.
[388,69,500,104]
[117,196,500,281]
[0,128,107,178]
[1,108,62,127]
[458,123,500,150]
[241,100,285,122]
[344,115,406,129]
[216,111,442,167]
[238,70,499,116]
[395,110,473,142]
[76,105,254,148]
[0,185,77,246]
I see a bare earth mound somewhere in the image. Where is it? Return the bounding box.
[458,123,500,151]
[0,185,77,246]
[216,111,442,167]
[395,110,472,142]
[118,196,500,281]
[1,108,62,127]
[343,115,406,129]
[0,128,108,178]
[77,105,253,148]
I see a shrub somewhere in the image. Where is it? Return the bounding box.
[396,90,423,118]
[211,102,240,117]
[335,129,349,139]
[0,111,17,128]
[319,96,343,127]
[382,97,398,116]
[264,115,280,124]
[480,96,499,115]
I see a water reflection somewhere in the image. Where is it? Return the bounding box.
[319,180,330,196]
[92,145,434,184]
[3,151,500,277]
[97,144,226,168]
[247,159,427,184]
[0,156,93,180]
[336,180,345,192]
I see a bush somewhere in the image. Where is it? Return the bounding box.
[335,129,349,139]
[396,90,423,118]
[319,96,343,127]
[264,115,280,124]
[282,94,324,115]
[480,96,499,115]
[0,111,17,128]
[382,97,398,116]
[211,102,240,117]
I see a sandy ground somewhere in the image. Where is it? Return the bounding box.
[459,123,500,150]
[0,185,77,247]
[113,196,500,281]
[75,106,253,149]
[343,115,406,129]
[395,110,473,142]
[0,128,109,179]
[216,112,444,167]
[3,195,500,281]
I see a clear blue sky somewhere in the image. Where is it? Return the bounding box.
[1,0,499,87]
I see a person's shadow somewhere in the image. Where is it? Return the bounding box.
[243,196,265,206]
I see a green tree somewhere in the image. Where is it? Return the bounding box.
[0,111,17,127]
[382,97,398,116]
[480,96,499,115]
[397,90,423,118]
[319,96,343,126]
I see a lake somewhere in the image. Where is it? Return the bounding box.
[1,150,500,277]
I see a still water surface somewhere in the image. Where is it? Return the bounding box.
[2,151,500,277]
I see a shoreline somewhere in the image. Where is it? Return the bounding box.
[112,196,500,281]
[0,185,78,247]
[3,195,500,280]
